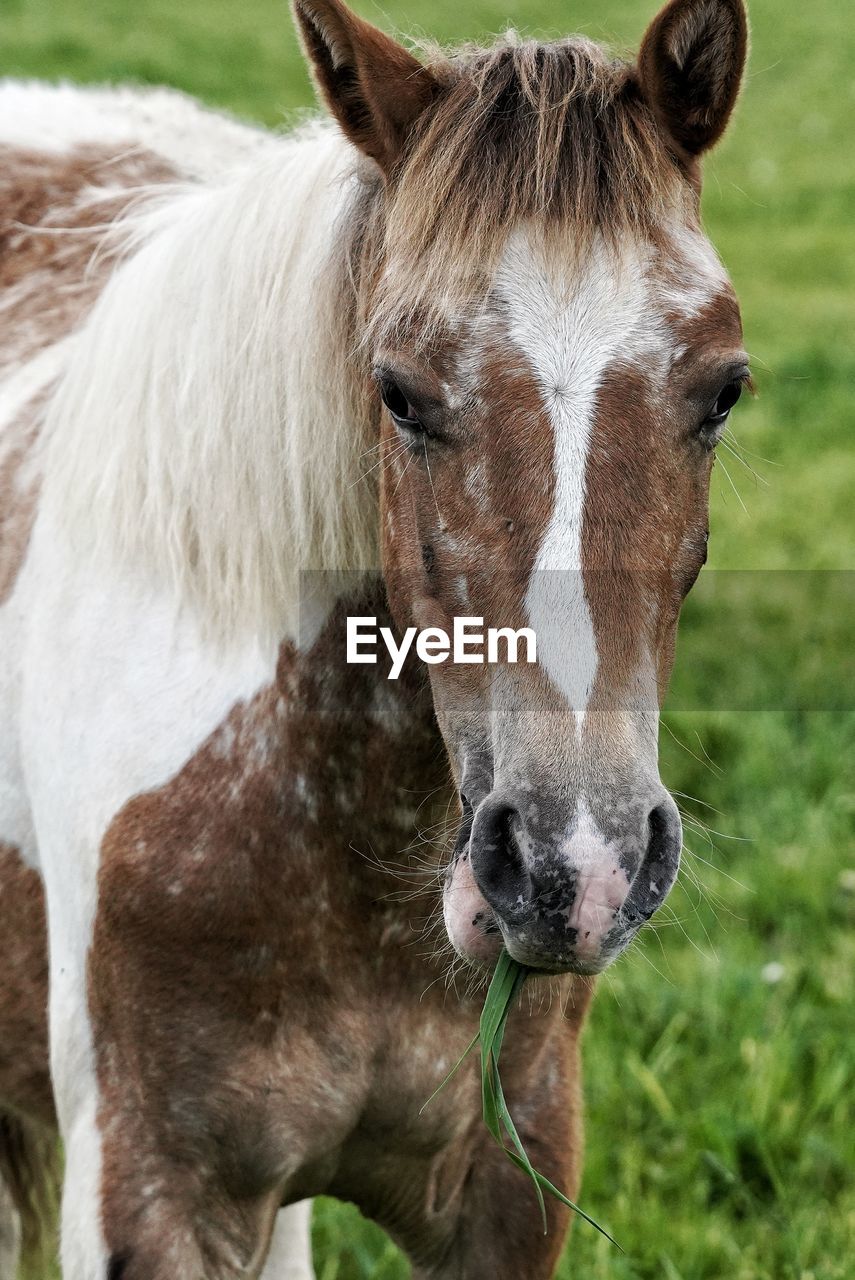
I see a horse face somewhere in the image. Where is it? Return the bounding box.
[295,0,749,973]
[375,227,747,974]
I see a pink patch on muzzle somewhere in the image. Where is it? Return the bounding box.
[443,851,503,964]
[565,863,632,966]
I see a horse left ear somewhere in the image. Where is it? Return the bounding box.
[293,0,437,174]
[637,0,748,158]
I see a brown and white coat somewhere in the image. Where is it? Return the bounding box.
[0,1,749,1276]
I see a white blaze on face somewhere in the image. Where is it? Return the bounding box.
[496,230,669,727]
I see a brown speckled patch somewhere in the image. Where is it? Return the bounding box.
[0,388,47,605]
[0,145,177,368]
[0,144,180,602]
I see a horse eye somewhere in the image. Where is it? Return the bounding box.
[707,379,743,424]
[380,377,421,429]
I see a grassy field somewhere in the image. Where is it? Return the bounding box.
[1,0,852,1277]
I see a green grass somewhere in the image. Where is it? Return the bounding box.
[2,1,852,1277]
[426,951,621,1244]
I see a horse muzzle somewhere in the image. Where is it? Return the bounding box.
[443,790,682,975]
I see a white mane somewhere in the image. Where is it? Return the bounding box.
[0,79,275,176]
[41,101,378,644]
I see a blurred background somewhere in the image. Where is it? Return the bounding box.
[1,1,851,1276]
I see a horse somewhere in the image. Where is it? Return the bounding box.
[0,0,750,1275]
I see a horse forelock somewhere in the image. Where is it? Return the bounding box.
[362,31,693,347]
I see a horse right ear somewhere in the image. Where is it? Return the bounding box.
[637,0,748,158]
[293,0,437,175]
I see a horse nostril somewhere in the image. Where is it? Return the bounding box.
[469,800,531,921]
[646,802,681,866]
[619,800,682,932]
[646,804,667,853]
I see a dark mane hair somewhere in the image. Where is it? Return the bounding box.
[364,32,692,340]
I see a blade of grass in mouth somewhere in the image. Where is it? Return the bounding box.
[422,950,621,1247]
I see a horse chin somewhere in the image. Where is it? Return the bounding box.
[500,934,617,978]
[442,848,503,967]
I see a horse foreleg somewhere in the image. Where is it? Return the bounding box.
[57,1079,113,1279]
[259,1203,315,1280]
[57,931,288,1280]
[0,1110,60,1279]
[47,934,217,1280]
[0,1176,20,1280]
